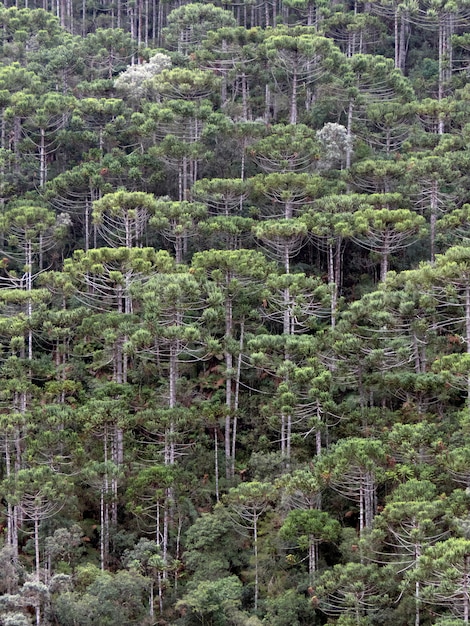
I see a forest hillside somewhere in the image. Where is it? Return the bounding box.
[0,0,470,624]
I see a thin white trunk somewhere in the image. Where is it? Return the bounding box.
[466,285,470,407]
[346,101,354,169]
[430,179,438,263]
[231,321,244,476]
[214,428,219,502]
[39,127,46,188]
[35,516,40,581]
[290,66,298,125]
[149,580,154,619]
[254,517,259,611]
[225,295,233,478]
[464,554,469,624]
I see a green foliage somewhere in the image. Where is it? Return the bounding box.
[280,509,341,547]
[0,3,470,624]
[53,569,148,625]
[262,589,316,626]
[163,4,237,55]
[177,576,243,625]
[316,562,390,619]
[409,538,470,620]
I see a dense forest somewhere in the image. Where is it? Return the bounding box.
[1,0,470,624]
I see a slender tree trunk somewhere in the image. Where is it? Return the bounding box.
[39,128,47,189]
[82,0,86,36]
[26,240,33,361]
[463,554,469,624]
[308,538,317,583]
[380,235,390,282]
[316,403,322,456]
[415,579,420,626]
[101,426,110,571]
[359,480,364,536]
[466,285,470,407]
[398,11,407,71]
[430,179,438,263]
[328,243,336,328]
[265,83,271,122]
[35,598,40,626]
[290,66,298,125]
[281,243,292,464]
[214,428,219,501]
[149,580,154,619]
[168,340,177,464]
[100,485,106,570]
[241,72,248,121]
[394,7,399,68]
[438,19,447,134]
[367,471,374,529]
[85,196,92,251]
[225,294,233,478]
[175,233,183,264]
[158,572,163,614]
[346,101,354,168]
[34,516,40,581]
[254,516,259,611]
[231,320,244,477]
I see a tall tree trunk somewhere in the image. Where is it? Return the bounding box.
[225,294,233,479]
[254,516,259,611]
[430,179,438,263]
[231,321,244,477]
[466,285,470,407]
[290,66,298,125]
[346,101,354,169]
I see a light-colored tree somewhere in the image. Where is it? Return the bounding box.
[316,122,353,170]
[114,53,171,102]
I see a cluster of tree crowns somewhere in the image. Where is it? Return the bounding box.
[2,0,470,625]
